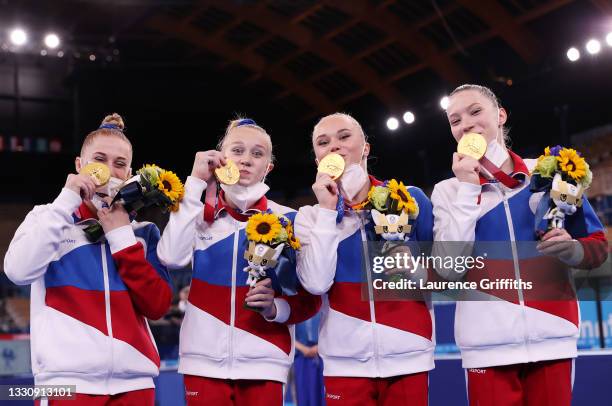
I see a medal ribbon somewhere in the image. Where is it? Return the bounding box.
[203,177,219,223]
[479,156,521,188]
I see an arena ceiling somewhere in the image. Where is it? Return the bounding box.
[6,0,611,120]
[1,0,611,196]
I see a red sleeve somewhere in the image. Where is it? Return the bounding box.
[577,231,609,270]
[279,286,321,325]
[112,242,173,320]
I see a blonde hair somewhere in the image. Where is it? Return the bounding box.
[312,112,368,141]
[80,113,133,157]
[449,84,510,144]
[216,117,275,163]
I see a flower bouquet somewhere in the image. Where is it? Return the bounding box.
[243,210,301,311]
[531,146,592,234]
[83,164,184,242]
[355,179,419,241]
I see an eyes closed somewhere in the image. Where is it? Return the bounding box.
[316,131,352,147]
[450,108,482,126]
[93,154,127,169]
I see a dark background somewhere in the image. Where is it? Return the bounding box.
[0,0,611,204]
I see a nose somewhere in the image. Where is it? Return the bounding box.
[461,120,475,134]
[239,155,252,167]
[328,139,341,153]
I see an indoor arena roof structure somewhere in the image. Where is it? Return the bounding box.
[3,0,611,122]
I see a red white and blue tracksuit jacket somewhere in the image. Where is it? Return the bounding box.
[294,178,436,378]
[4,188,172,394]
[157,176,321,383]
[432,151,608,368]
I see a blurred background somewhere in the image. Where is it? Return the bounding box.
[0,0,610,405]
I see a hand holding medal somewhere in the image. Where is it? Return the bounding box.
[455,132,520,188]
[83,163,185,242]
[317,153,345,180]
[314,153,346,222]
[215,159,239,185]
[457,132,487,160]
[190,150,227,182]
[313,153,344,212]
[81,162,111,186]
[453,133,484,185]
[65,162,110,201]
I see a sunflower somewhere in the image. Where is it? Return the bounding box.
[288,234,301,250]
[157,170,185,202]
[283,222,301,250]
[557,148,587,181]
[246,213,282,243]
[387,179,418,215]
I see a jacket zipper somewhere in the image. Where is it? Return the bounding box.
[359,212,380,376]
[228,221,239,372]
[100,243,114,387]
[499,186,530,354]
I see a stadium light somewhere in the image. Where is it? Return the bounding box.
[566,47,580,62]
[386,117,399,131]
[586,39,601,55]
[403,111,415,124]
[10,28,27,46]
[44,33,60,49]
[440,96,449,110]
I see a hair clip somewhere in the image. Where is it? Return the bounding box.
[99,124,123,131]
[236,118,256,127]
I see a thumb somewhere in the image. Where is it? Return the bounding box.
[453,152,461,164]
[328,181,338,196]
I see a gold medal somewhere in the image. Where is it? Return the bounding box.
[81,162,110,186]
[457,133,487,160]
[215,159,240,185]
[317,153,345,180]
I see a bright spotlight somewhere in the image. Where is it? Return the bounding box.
[606,32,612,47]
[402,111,415,124]
[586,39,601,54]
[44,33,60,49]
[440,96,449,110]
[566,47,580,62]
[386,117,399,131]
[10,28,27,46]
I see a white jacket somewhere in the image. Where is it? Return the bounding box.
[295,183,436,378]
[431,152,608,368]
[157,176,320,383]
[4,188,172,394]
